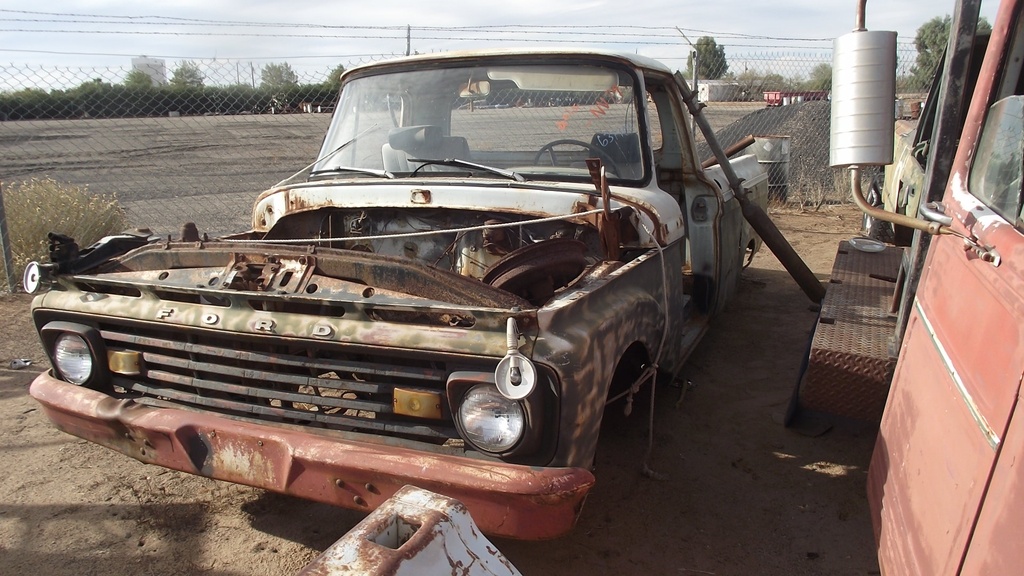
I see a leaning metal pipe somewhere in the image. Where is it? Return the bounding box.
[673,72,826,303]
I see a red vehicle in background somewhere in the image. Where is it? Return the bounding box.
[762,90,830,107]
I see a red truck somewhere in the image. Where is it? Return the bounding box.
[798,0,1024,572]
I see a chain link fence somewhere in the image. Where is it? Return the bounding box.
[0,46,927,292]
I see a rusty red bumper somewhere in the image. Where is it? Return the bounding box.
[29,372,594,540]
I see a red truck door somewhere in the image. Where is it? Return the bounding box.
[869,3,1024,574]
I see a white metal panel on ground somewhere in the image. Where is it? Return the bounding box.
[297,485,522,576]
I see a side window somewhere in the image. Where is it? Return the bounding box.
[645,92,664,152]
[968,96,1024,226]
[644,77,689,171]
[969,16,1024,229]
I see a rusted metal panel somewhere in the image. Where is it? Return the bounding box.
[869,1,1024,572]
[960,384,1024,575]
[298,485,521,576]
[798,240,903,421]
[871,206,1023,575]
[914,233,1023,440]
[869,307,998,575]
[535,242,688,467]
[30,373,594,540]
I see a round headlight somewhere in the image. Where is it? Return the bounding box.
[54,333,94,385]
[457,385,525,453]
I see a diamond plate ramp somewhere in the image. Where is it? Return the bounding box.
[798,240,903,422]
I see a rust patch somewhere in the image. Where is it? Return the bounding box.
[410,189,432,204]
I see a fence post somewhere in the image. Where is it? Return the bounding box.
[0,182,16,292]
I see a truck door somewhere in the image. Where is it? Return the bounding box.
[870,3,1024,574]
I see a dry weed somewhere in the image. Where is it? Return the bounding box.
[1,178,127,288]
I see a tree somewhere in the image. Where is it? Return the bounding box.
[734,69,794,100]
[71,78,113,94]
[260,62,299,90]
[124,69,154,88]
[803,63,833,91]
[688,37,729,80]
[323,64,346,91]
[170,61,204,88]
[912,15,992,88]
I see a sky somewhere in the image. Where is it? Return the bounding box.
[0,0,1002,85]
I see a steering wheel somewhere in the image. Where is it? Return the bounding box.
[533,139,619,174]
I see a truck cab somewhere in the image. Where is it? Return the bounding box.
[870,1,1024,572]
[24,50,766,539]
[797,0,1024,572]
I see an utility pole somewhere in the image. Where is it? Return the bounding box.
[675,27,699,139]
[0,182,16,292]
[406,25,411,56]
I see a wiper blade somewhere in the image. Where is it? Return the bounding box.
[407,158,526,182]
[273,123,379,188]
[311,166,394,179]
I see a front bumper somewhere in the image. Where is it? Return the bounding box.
[30,372,594,540]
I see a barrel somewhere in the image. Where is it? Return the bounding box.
[745,135,791,201]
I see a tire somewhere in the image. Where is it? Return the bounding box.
[862,181,895,244]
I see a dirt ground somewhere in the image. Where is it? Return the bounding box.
[0,204,881,576]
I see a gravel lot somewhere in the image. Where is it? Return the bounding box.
[2,114,332,236]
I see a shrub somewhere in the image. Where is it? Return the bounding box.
[1,178,128,289]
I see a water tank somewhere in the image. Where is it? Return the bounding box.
[830,30,897,167]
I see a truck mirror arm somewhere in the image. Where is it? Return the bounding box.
[847,166,945,235]
[848,166,999,265]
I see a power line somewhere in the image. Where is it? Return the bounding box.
[0,9,837,43]
[0,48,394,60]
[0,29,845,50]
[0,18,836,42]
[0,29,912,50]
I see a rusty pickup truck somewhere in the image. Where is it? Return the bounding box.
[24,49,767,539]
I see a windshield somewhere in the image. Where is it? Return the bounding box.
[313,60,646,182]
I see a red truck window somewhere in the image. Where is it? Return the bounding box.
[968,95,1024,227]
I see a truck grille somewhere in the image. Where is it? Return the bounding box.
[97,322,462,442]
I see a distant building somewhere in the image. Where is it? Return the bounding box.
[131,57,167,86]
[697,80,742,102]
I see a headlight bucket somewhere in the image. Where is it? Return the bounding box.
[447,370,556,462]
[40,322,110,389]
